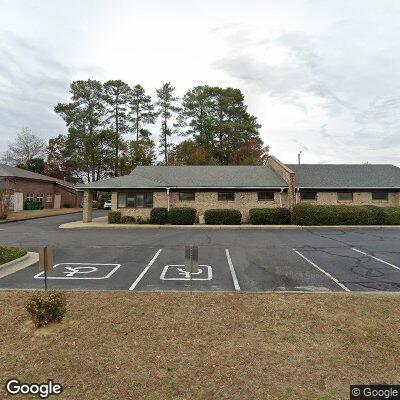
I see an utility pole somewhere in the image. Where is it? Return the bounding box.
[298,151,302,165]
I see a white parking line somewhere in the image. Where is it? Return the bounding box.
[292,249,350,292]
[128,249,163,291]
[225,249,240,292]
[352,248,400,271]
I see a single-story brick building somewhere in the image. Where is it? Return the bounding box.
[78,156,400,223]
[0,164,83,211]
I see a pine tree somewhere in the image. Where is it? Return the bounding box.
[130,84,155,142]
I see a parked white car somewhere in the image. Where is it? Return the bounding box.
[103,201,112,210]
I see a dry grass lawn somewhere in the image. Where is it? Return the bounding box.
[0,291,399,400]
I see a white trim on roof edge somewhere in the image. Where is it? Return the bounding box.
[77,186,289,190]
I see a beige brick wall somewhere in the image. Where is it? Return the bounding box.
[112,190,288,222]
[299,191,400,207]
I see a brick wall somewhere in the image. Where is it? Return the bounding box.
[112,190,288,222]
[266,156,296,210]
[301,191,400,207]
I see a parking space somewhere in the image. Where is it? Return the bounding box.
[2,213,400,292]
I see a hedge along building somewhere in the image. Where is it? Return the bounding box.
[78,156,400,223]
[0,164,83,211]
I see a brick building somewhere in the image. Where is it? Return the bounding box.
[78,156,400,223]
[0,164,83,211]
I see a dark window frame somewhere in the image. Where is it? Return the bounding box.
[300,191,317,201]
[257,191,275,201]
[117,192,153,208]
[337,191,353,201]
[179,191,195,201]
[218,191,235,201]
[372,191,388,201]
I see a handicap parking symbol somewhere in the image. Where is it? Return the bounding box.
[34,263,121,280]
[160,265,212,281]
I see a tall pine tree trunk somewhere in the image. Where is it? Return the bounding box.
[115,104,119,177]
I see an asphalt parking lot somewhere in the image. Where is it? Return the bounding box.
[1,212,400,292]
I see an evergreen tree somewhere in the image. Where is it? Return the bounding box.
[54,80,107,182]
[103,80,132,177]
[155,82,180,163]
[130,85,155,142]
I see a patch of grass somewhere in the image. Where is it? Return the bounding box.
[0,246,27,265]
[0,292,400,399]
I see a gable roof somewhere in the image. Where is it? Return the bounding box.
[0,164,76,188]
[77,165,288,189]
[287,164,400,188]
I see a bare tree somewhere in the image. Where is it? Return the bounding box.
[2,127,47,166]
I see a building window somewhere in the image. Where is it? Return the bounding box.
[300,191,317,200]
[372,191,388,201]
[258,191,274,201]
[179,192,195,201]
[117,192,153,208]
[337,192,353,201]
[46,194,53,203]
[26,193,35,201]
[218,192,235,201]
[37,193,44,203]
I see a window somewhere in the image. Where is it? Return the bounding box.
[37,193,44,203]
[258,191,274,201]
[26,193,34,201]
[179,192,195,201]
[118,192,153,208]
[300,191,317,200]
[337,192,353,201]
[218,192,235,201]
[46,194,53,203]
[372,191,388,201]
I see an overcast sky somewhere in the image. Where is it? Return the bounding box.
[1,0,400,164]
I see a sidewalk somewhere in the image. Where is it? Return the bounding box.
[59,217,400,230]
[1,208,82,223]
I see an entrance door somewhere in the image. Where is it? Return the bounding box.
[14,192,24,211]
[54,194,61,209]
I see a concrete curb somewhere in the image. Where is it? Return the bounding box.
[59,221,400,230]
[0,252,39,279]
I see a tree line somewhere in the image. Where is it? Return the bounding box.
[2,80,269,182]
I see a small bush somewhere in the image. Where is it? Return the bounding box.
[150,208,168,224]
[63,203,71,208]
[383,207,400,225]
[121,215,136,224]
[136,216,151,224]
[26,291,66,328]
[108,211,121,224]
[168,207,197,225]
[204,209,242,225]
[0,246,27,265]
[249,208,291,225]
[294,203,382,225]
[92,200,101,209]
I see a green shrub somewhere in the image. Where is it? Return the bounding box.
[249,208,291,225]
[168,207,197,225]
[26,291,66,328]
[92,200,101,209]
[121,216,136,224]
[204,209,242,225]
[136,216,151,224]
[108,211,121,224]
[0,246,27,265]
[150,208,168,224]
[63,203,71,208]
[294,203,382,225]
[383,207,400,225]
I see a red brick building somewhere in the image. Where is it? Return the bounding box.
[0,164,83,211]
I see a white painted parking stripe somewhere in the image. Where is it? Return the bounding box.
[225,249,240,292]
[352,248,400,271]
[292,249,350,292]
[128,249,163,291]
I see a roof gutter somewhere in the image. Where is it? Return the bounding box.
[76,185,289,190]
